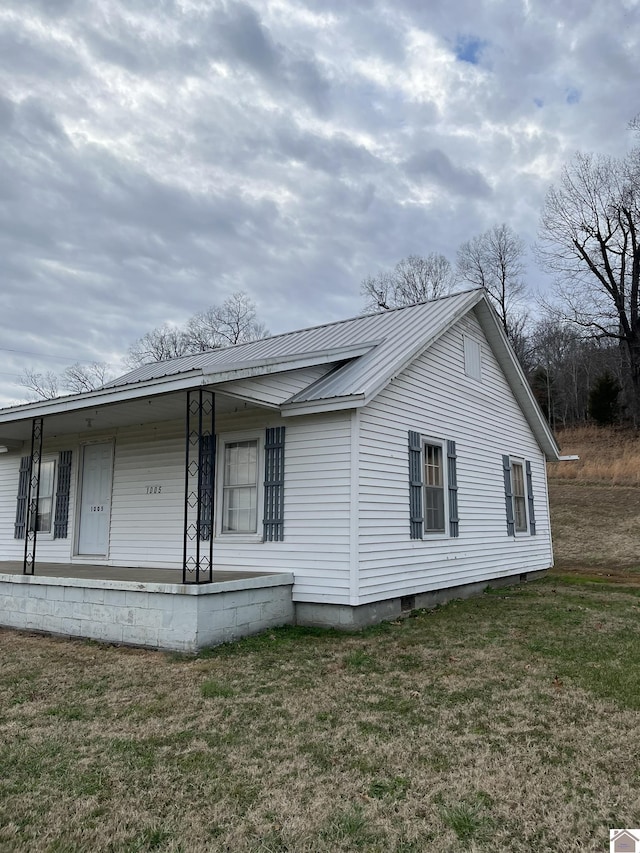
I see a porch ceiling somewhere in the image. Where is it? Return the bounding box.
[0,389,264,445]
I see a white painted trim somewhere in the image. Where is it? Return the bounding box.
[215,429,264,540]
[280,393,366,416]
[349,409,359,605]
[421,436,449,538]
[33,454,57,541]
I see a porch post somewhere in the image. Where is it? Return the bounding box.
[23,417,44,575]
[183,390,215,584]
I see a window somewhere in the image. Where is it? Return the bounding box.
[221,439,258,534]
[15,450,73,540]
[511,461,527,533]
[408,431,458,539]
[36,459,56,534]
[502,455,536,536]
[424,442,445,533]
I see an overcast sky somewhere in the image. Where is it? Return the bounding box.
[1,0,639,404]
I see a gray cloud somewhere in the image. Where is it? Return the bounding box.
[404,149,492,199]
[0,0,639,403]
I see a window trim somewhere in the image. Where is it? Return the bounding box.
[34,455,57,540]
[215,430,264,542]
[509,456,529,535]
[422,437,448,537]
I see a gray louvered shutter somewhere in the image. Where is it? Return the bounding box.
[447,440,459,538]
[199,434,215,541]
[14,456,30,539]
[502,455,515,536]
[525,460,536,535]
[53,450,73,539]
[263,427,285,541]
[408,431,423,539]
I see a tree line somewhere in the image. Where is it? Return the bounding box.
[22,122,640,428]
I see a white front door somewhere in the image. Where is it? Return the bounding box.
[77,442,113,556]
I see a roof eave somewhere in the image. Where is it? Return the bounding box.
[280,393,366,417]
[473,299,561,461]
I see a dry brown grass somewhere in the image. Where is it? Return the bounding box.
[2,580,640,852]
[547,425,640,574]
[549,425,640,485]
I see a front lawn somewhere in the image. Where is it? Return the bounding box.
[1,577,640,852]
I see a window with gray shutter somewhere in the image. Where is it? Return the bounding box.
[408,431,424,539]
[447,440,459,537]
[53,450,73,539]
[14,456,30,539]
[525,460,536,535]
[263,426,285,541]
[502,454,515,536]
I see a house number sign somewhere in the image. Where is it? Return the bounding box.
[145,485,163,495]
[90,506,105,512]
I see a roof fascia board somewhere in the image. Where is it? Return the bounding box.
[473,299,560,461]
[0,372,207,425]
[280,394,366,417]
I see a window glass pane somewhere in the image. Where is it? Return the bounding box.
[511,462,527,532]
[423,443,445,533]
[224,441,257,486]
[36,461,55,533]
[222,440,258,533]
[424,444,442,487]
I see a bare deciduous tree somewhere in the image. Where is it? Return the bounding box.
[361,253,455,312]
[126,292,268,367]
[63,362,112,393]
[456,223,528,341]
[185,291,269,351]
[20,361,113,400]
[20,369,60,401]
[536,145,640,423]
[126,324,191,368]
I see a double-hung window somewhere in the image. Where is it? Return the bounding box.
[408,432,458,539]
[15,450,73,540]
[510,460,527,533]
[502,455,536,536]
[214,428,285,542]
[36,458,57,534]
[424,442,446,534]
[221,439,259,534]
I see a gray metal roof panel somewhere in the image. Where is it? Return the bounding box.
[106,289,482,394]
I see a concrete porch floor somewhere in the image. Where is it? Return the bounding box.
[0,561,271,584]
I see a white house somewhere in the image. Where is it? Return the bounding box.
[0,288,560,649]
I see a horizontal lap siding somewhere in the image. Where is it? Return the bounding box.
[108,422,185,568]
[357,311,552,604]
[213,412,352,603]
[0,435,78,563]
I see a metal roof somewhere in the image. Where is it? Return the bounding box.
[0,288,560,459]
[107,288,482,396]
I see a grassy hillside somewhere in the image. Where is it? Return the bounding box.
[548,426,640,578]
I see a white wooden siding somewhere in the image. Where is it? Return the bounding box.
[0,434,79,563]
[357,308,553,604]
[0,409,353,604]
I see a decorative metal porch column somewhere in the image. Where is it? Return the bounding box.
[23,417,44,575]
[183,390,215,583]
